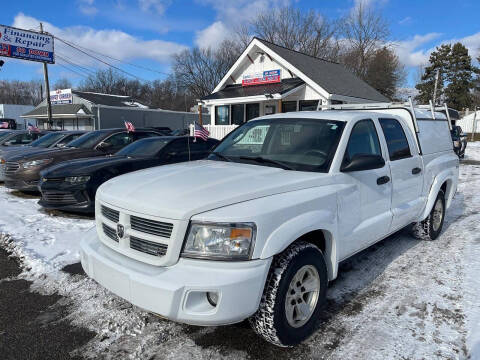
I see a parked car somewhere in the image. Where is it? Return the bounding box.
[3,128,162,192]
[38,136,219,213]
[80,108,458,347]
[450,125,467,158]
[0,130,45,149]
[0,131,86,181]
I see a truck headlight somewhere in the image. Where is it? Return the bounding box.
[65,176,91,184]
[22,159,52,169]
[182,222,256,260]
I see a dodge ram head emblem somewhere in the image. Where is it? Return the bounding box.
[116,224,125,239]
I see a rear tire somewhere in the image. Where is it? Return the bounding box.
[249,241,328,347]
[412,189,445,240]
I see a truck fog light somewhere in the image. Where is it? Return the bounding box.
[207,292,219,306]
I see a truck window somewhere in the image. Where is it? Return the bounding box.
[379,118,412,161]
[344,119,381,162]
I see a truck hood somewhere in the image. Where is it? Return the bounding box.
[98,160,332,220]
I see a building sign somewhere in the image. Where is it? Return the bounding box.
[50,89,72,104]
[242,69,281,87]
[0,25,54,64]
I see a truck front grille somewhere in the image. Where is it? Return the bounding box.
[4,161,20,174]
[130,236,168,256]
[101,205,119,223]
[102,223,118,242]
[130,216,173,238]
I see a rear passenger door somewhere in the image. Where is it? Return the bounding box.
[378,118,424,231]
[337,119,393,258]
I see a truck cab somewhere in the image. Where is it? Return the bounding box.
[80,107,458,347]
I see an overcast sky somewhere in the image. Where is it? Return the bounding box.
[1,0,479,89]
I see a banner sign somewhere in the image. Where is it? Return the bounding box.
[0,25,54,64]
[50,89,72,104]
[242,69,281,86]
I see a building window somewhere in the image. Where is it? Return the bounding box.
[246,103,260,121]
[282,101,297,113]
[231,104,244,125]
[299,100,319,111]
[215,105,229,125]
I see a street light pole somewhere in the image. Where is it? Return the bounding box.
[40,22,52,130]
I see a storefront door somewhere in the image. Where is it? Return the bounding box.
[246,103,260,121]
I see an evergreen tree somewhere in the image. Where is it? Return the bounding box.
[444,42,477,110]
[415,44,451,104]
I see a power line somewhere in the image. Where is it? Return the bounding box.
[54,36,148,82]
[56,53,96,76]
[55,62,90,79]
[55,36,170,77]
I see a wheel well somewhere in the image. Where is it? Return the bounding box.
[294,230,326,254]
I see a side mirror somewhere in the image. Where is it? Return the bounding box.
[166,152,177,159]
[56,143,66,148]
[96,141,112,151]
[341,154,385,172]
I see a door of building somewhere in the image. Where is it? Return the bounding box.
[246,103,260,121]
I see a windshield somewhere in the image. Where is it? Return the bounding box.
[116,137,170,157]
[66,131,107,149]
[211,118,345,172]
[29,132,65,147]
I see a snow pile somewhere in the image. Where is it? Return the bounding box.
[0,143,479,359]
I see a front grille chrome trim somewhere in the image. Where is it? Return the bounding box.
[101,205,119,223]
[102,223,118,242]
[130,236,168,257]
[130,215,173,238]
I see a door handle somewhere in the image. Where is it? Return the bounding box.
[412,167,422,175]
[377,176,390,185]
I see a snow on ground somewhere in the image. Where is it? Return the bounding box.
[1,145,480,359]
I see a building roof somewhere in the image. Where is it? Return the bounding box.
[254,38,389,102]
[202,78,305,101]
[72,91,148,108]
[21,104,92,119]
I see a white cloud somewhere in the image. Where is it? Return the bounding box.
[392,33,442,67]
[138,0,171,15]
[12,13,187,69]
[77,0,98,16]
[195,21,231,49]
[398,16,412,25]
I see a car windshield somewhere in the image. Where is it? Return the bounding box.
[116,137,170,157]
[210,118,345,172]
[29,132,65,147]
[65,131,107,149]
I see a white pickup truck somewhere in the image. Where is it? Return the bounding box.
[80,106,459,347]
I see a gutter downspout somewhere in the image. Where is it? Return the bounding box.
[96,105,101,130]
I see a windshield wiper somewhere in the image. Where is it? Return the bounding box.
[239,156,294,170]
[210,152,232,162]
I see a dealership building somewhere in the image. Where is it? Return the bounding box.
[21,89,200,131]
[200,37,389,126]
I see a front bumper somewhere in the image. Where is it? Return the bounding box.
[4,178,40,191]
[38,180,94,213]
[80,228,271,326]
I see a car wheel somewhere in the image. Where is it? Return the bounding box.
[412,189,445,240]
[249,241,328,347]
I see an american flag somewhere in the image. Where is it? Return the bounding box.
[0,122,9,129]
[124,121,135,132]
[27,122,40,132]
[194,122,209,141]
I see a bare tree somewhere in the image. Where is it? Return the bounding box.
[0,79,43,105]
[340,2,390,78]
[244,6,340,60]
[172,40,241,99]
[53,78,72,90]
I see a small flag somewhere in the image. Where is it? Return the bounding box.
[193,122,209,141]
[124,121,135,132]
[0,122,9,129]
[27,122,40,132]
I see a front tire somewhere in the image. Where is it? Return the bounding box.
[249,241,328,347]
[412,189,445,240]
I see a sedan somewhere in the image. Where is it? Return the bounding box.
[38,136,219,213]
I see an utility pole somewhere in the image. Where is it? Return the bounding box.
[40,22,52,129]
[432,68,440,106]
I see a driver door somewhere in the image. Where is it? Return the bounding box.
[337,119,393,259]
